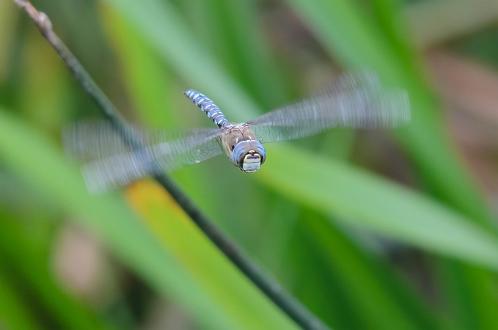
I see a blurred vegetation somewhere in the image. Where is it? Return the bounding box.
[1,0,498,329]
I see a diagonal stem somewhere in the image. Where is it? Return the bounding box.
[14,1,329,329]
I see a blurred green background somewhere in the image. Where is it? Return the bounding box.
[1,0,498,329]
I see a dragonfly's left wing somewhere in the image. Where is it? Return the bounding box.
[63,120,223,192]
[247,72,410,143]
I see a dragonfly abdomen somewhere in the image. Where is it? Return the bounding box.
[184,89,229,128]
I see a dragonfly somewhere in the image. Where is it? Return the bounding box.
[64,72,410,192]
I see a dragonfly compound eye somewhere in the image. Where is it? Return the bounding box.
[231,140,266,173]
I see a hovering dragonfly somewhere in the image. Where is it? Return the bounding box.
[64,72,410,192]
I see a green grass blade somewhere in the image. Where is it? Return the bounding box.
[260,144,498,270]
[303,214,440,330]
[99,6,176,129]
[0,270,41,330]
[103,0,259,122]
[283,221,363,329]
[183,0,292,109]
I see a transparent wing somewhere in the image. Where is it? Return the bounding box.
[63,120,223,192]
[247,72,410,143]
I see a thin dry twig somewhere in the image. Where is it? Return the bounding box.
[14,1,328,329]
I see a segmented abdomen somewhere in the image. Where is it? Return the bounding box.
[184,89,229,128]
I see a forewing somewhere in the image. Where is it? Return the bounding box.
[247,72,410,143]
[63,120,223,192]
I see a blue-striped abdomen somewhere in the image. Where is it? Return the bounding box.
[184,89,229,128]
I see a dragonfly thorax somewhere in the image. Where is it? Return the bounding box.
[220,124,266,173]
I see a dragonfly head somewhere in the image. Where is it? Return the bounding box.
[232,140,266,173]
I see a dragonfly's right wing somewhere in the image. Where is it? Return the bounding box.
[247,72,410,143]
[63,120,223,192]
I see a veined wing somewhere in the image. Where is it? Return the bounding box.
[247,72,410,143]
[63,120,223,192]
